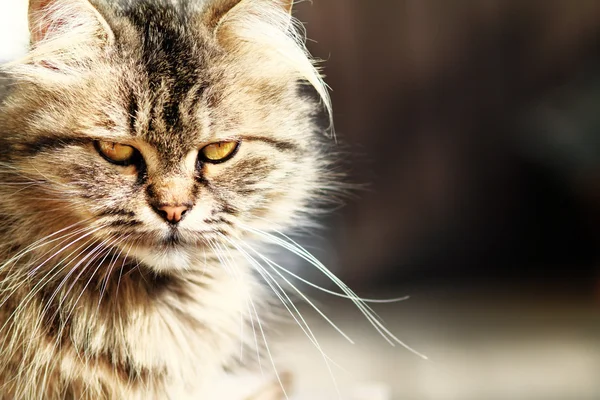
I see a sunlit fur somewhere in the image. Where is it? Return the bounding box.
[0,0,341,398]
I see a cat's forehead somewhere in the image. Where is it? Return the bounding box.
[127,76,207,156]
[110,2,218,153]
[92,0,301,157]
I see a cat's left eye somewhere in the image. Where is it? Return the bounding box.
[200,141,240,163]
[95,141,136,165]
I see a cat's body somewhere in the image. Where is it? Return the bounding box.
[0,0,333,398]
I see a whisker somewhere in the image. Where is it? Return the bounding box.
[3,225,108,335]
[0,219,93,275]
[237,235,354,344]
[208,238,264,372]
[247,289,290,400]
[66,234,130,323]
[96,236,134,314]
[96,235,127,310]
[241,224,428,360]
[0,224,105,330]
[6,233,106,377]
[222,234,342,397]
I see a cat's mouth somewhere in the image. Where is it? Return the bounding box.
[163,229,183,247]
[118,228,196,248]
[105,225,221,271]
[128,241,196,272]
[118,228,212,271]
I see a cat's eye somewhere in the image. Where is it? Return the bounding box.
[200,141,239,163]
[95,141,136,165]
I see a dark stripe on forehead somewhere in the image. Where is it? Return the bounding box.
[122,2,205,134]
[128,91,138,134]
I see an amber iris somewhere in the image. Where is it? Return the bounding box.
[95,142,136,165]
[201,141,239,163]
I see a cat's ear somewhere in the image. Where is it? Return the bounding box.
[28,0,114,47]
[204,0,293,33]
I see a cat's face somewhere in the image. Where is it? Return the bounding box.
[0,0,331,272]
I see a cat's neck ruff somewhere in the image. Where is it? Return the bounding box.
[1,253,261,399]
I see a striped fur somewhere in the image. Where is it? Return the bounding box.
[0,0,336,398]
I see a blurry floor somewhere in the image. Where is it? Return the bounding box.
[275,285,600,400]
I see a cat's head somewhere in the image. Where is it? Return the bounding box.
[0,0,333,272]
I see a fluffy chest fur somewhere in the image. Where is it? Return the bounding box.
[1,262,262,399]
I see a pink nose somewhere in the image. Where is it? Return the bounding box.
[156,205,189,224]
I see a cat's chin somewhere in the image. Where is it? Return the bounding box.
[130,245,196,272]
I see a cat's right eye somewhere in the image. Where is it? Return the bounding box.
[95,141,137,166]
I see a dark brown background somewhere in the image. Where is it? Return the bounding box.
[293,0,600,294]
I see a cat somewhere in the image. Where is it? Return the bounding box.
[0,0,337,398]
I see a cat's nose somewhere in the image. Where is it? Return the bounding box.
[155,204,190,224]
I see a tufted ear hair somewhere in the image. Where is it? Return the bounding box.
[203,0,293,33]
[200,0,332,132]
[29,0,113,48]
[26,0,114,72]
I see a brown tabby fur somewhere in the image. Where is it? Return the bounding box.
[0,0,334,398]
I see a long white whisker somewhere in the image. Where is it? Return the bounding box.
[239,236,354,344]
[210,239,256,365]
[9,233,106,375]
[247,289,290,400]
[209,238,265,373]
[96,235,128,311]
[241,224,428,360]
[0,219,93,274]
[222,234,343,397]
[68,234,131,322]
[0,225,107,337]
[40,231,110,318]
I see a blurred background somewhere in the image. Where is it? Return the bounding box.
[295,0,600,294]
[285,1,600,399]
[1,1,599,399]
